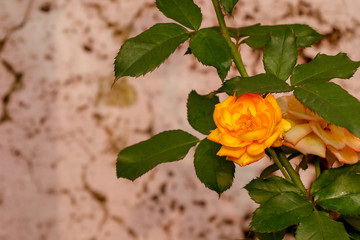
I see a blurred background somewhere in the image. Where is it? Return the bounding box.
[1,0,360,239]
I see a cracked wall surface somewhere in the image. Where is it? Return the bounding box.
[0,0,360,239]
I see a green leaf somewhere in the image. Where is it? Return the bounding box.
[187,90,219,135]
[296,211,349,240]
[314,174,360,215]
[242,35,270,49]
[259,163,281,179]
[290,24,324,48]
[236,24,322,48]
[156,0,202,30]
[194,139,235,195]
[114,23,189,80]
[294,82,360,137]
[311,162,360,194]
[263,28,298,80]
[219,73,293,96]
[255,230,286,240]
[281,145,302,154]
[117,130,199,181]
[237,24,282,37]
[250,192,313,233]
[220,0,239,15]
[291,53,360,86]
[245,176,305,204]
[190,28,232,80]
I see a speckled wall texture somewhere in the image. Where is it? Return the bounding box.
[1,0,360,239]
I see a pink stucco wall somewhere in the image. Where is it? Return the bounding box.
[1,0,360,239]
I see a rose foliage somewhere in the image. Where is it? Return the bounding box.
[113,0,360,239]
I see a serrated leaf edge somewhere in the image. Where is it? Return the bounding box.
[114,23,189,80]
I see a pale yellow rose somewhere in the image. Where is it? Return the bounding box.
[277,95,360,165]
[207,93,291,166]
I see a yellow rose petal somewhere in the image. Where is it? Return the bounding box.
[310,121,345,150]
[276,119,292,133]
[287,95,323,121]
[344,129,360,152]
[217,95,236,108]
[272,139,283,147]
[288,110,323,121]
[207,128,221,143]
[217,146,246,159]
[265,94,282,124]
[221,133,250,148]
[247,142,266,156]
[328,146,359,165]
[284,123,312,145]
[264,130,281,147]
[276,95,291,113]
[231,152,265,167]
[239,128,268,142]
[207,93,290,167]
[284,133,326,158]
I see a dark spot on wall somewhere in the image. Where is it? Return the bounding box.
[83,44,92,52]
[1,60,23,123]
[111,215,125,225]
[244,213,252,221]
[324,27,342,46]
[208,215,216,222]
[46,188,56,195]
[163,220,173,233]
[193,200,206,207]
[151,194,159,202]
[244,14,254,20]
[11,148,21,156]
[152,12,161,21]
[142,183,148,193]
[39,116,47,124]
[92,113,103,122]
[44,54,53,61]
[159,182,167,195]
[170,200,176,210]
[40,2,52,13]
[77,105,88,111]
[178,204,185,213]
[198,231,207,238]
[221,218,234,225]
[50,162,57,169]
[298,0,312,16]
[298,49,313,64]
[167,170,174,177]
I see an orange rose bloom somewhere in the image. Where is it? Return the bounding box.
[277,95,360,165]
[207,93,291,166]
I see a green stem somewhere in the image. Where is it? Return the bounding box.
[265,148,292,182]
[276,149,308,196]
[211,0,248,77]
[314,157,321,178]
